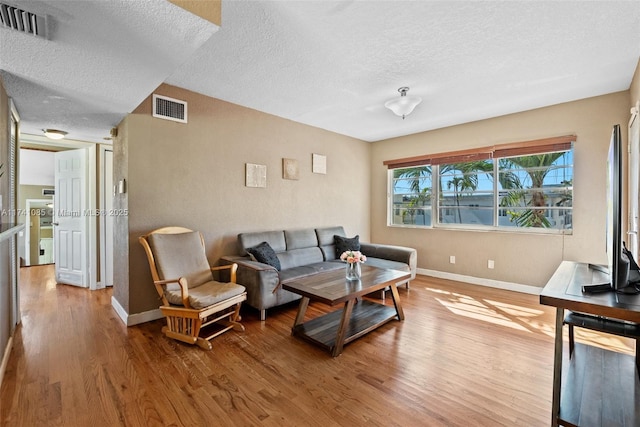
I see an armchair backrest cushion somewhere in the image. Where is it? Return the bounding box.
[147,231,212,291]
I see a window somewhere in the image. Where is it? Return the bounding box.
[391,166,433,226]
[386,136,574,233]
[438,160,494,226]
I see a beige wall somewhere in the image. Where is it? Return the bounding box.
[113,78,638,316]
[114,84,371,315]
[371,92,630,287]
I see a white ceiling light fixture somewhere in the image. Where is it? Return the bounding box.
[384,87,422,119]
[43,129,68,140]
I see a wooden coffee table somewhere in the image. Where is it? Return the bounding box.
[282,264,410,357]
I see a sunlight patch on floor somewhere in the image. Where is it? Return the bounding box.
[428,286,534,332]
[571,328,635,355]
[424,286,637,354]
[483,299,544,317]
[435,297,530,331]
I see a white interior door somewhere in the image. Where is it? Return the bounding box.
[54,148,89,287]
[628,104,640,258]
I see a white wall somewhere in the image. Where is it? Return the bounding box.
[19,149,54,186]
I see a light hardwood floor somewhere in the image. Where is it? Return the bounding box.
[1,265,635,426]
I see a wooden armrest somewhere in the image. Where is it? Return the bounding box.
[210,263,238,283]
[155,277,191,309]
[154,278,180,286]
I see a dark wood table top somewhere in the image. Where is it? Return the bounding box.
[539,261,640,323]
[282,264,411,306]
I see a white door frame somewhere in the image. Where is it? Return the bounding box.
[9,99,19,331]
[88,145,98,290]
[24,198,53,266]
[18,134,102,290]
[98,146,113,288]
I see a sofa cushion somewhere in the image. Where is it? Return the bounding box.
[334,234,360,258]
[285,228,318,250]
[247,241,281,271]
[316,226,345,261]
[239,231,286,253]
[278,247,324,270]
[316,226,345,246]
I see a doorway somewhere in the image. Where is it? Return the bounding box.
[24,199,54,266]
[18,134,114,289]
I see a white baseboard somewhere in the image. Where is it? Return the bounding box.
[417,268,542,295]
[0,336,13,389]
[111,296,163,326]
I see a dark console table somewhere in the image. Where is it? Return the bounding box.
[540,261,640,427]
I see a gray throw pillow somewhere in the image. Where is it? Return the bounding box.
[248,241,281,271]
[334,235,360,258]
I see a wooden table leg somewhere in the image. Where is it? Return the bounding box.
[551,307,564,427]
[389,283,405,321]
[293,297,310,331]
[332,299,355,357]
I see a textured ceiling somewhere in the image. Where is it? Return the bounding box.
[2,1,640,143]
[0,0,218,142]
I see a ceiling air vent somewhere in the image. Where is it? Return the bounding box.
[152,94,187,124]
[0,3,47,38]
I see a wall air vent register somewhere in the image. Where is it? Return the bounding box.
[152,94,188,124]
[0,2,46,38]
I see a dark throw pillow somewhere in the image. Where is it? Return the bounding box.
[334,235,360,258]
[247,241,281,271]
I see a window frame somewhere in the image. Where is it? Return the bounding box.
[385,136,574,235]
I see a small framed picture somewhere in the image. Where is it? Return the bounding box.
[246,163,267,188]
[312,153,326,174]
[283,158,299,180]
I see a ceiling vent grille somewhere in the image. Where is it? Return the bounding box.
[0,3,46,38]
[153,94,188,123]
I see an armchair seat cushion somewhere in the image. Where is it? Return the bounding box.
[165,281,246,310]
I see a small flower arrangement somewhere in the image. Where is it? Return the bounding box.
[340,250,367,264]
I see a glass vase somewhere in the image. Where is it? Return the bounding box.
[346,262,361,281]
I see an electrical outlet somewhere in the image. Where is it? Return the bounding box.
[488,260,495,269]
[450,255,456,264]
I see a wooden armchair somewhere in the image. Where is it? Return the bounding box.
[139,227,247,350]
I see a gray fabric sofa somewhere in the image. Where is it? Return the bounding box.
[221,226,417,320]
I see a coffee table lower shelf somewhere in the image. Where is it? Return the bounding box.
[292,300,399,355]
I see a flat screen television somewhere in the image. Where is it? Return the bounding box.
[607,124,632,291]
[587,124,639,293]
